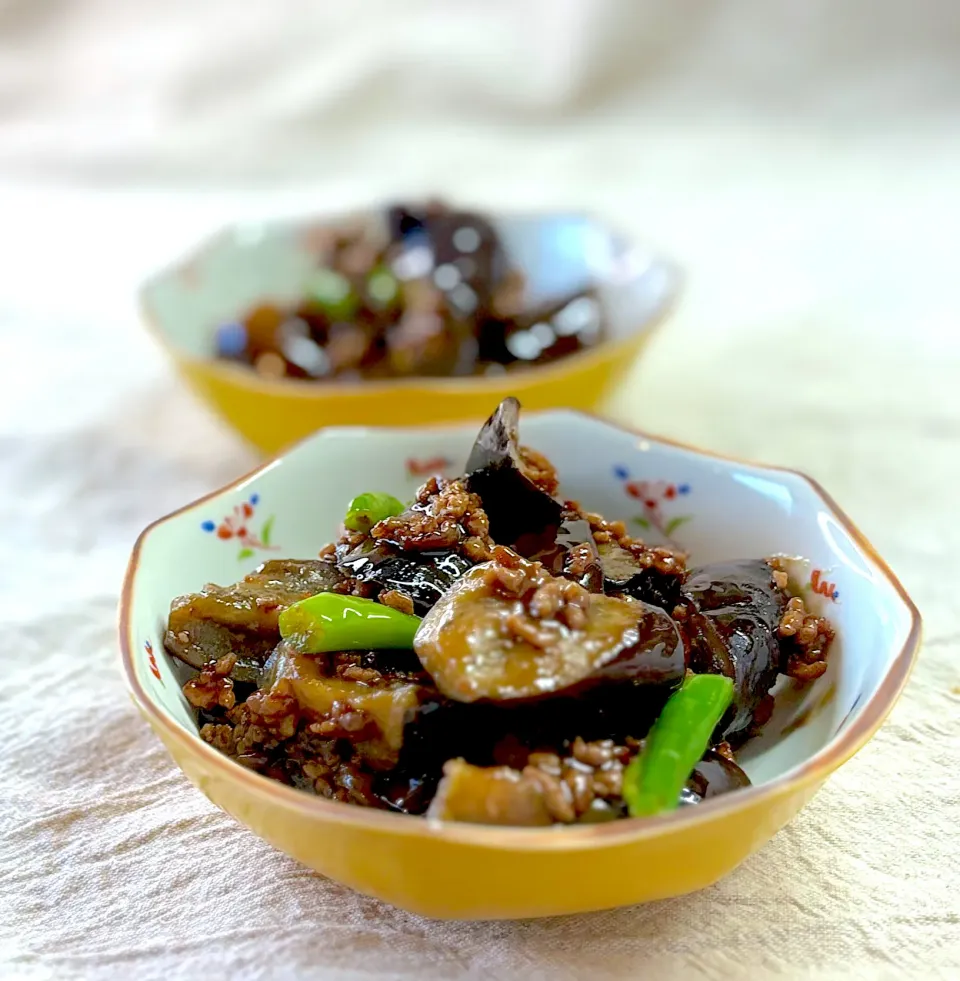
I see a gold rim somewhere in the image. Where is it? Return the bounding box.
[118,411,922,850]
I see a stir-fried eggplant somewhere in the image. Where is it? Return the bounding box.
[679,750,752,806]
[340,542,473,616]
[165,558,345,681]
[528,511,603,592]
[597,541,685,610]
[427,759,554,825]
[413,557,684,703]
[168,397,832,824]
[681,559,788,739]
[263,646,430,770]
[465,397,564,547]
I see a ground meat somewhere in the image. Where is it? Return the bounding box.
[518,445,560,496]
[520,766,576,823]
[765,555,791,591]
[462,535,494,562]
[299,756,376,805]
[712,740,737,762]
[522,738,633,823]
[306,707,378,741]
[527,579,590,629]
[478,547,592,648]
[194,673,385,807]
[243,682,301,741]
[565,543,596,579]
[183,655,237,710]
[199,722,234,753]
[371,477,491,554]
[582,511,628,546]
[336,662,384,685]
[481,545,543,595]
[779,594,834,680]
[581,508,686,575]
[378,589,415,615]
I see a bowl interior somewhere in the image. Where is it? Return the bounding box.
[141,211,676,362]
[126,412,916,792]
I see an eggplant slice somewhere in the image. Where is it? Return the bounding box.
[679,749,752,806]
[413,560,685,703]
[597,541,685,610]
[681,559,788,738]
[165,558,345,682]
[340,542,473,617]
[465,397,564,547]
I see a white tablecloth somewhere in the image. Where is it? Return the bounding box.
[1,2,959,978]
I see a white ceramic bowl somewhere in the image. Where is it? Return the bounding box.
[120,409,921,918]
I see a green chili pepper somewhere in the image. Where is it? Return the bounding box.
[305,268,359,320]
[365,265,399,309]
[623,673,734,818]
[279,593,421,652]
[344,491,405,533]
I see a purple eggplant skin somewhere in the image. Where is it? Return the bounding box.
[340,541,473,616]
[681,559,788,740]
[465,398,564,548]
[679,750,752,806]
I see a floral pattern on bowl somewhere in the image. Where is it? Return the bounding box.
[200,493,279,561]
[612,464,692,548]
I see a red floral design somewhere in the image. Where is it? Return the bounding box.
[202,494,279,562]
[145,640,163,684]
[406,456,452,478]
[810,568,839,601]
[617,472,692,547]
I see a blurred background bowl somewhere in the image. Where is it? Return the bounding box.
[140,208,680,453]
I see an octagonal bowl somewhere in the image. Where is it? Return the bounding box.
[120,409,920,919]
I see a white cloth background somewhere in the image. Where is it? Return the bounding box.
[1,2,958,979]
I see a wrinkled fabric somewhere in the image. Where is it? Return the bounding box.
[1,2,960,979]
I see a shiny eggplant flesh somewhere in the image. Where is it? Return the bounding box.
[681,559,788,739]
[339,541,473,616]
[263,646,434,770]
[679,750,752,806]
[164,558,345,682]
[464,397,564,547]
[164,620,271,684]
[426,759,554,825]
[597,541,684,610]
[413,560,685,703]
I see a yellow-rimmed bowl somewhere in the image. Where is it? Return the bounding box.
[139,210,679,453]
[120,410,921,919]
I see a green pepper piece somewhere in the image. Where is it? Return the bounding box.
[279,593,421,653]
[344,491,405,533]
[305,268,359,320]
[623,673,735,818]
[365,265,399,309]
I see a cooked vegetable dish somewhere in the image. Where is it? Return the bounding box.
[214,201,604,381]
[166,398,834,825]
